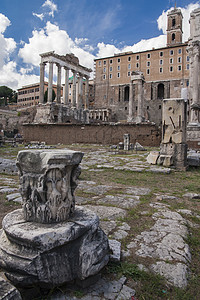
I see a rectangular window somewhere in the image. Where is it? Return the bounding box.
[178,65,182,71]
[186,80,189,87]
[118,58,121,63]
[160,67,163,73]
[170,66,173,72]
[147,53,151,59]
[110,66,112,72]
[103,67,106,72]
[170,58,173,64]
[147,61,150,67]
[103,74,106,80]
[98,61,101,66]
[136,63,139,68]
[178,48,182,54]
[170,50,174,55]
[128,64,131,69]
[127,71,130,76]
[109,74,112,79]
[187,64,189,70]
[147,69,150,75]
[128,56,131,61]
[118,65,120,71]
[187,56,190,62]
[160,51,163,57]
[117,72,120,78]
[160,59,163,65]
[178,57,182,63]
[136,55,140,60]
[103,60,106,65]
[110,59,113,64]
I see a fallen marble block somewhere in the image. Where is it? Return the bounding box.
[0,206,110,288]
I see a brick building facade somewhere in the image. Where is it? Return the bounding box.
[94,7,190,125]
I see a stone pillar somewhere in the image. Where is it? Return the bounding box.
[64,67,69,105]
[72,70,77,107]
[48,61,53,103]
[85,76,89,109]
[56,64,62,104]
[124,134,130,151]
[136,77,144,123]
[39,63,45,104]
[78,74,83,109]
[128,81,133,122]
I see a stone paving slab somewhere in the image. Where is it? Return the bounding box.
[84,205,127,221]
[97,195,140,209]
[50,276,135,300]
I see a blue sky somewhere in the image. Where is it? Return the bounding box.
[0,0,199,90]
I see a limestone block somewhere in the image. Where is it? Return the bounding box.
[147,151,160,164]
[0,276,22,300]
[0,207,109,288]
[16,149,84,223]
[162,155,174,167]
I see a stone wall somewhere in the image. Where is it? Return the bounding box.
[22,123,161,146]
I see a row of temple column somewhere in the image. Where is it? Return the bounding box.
[39,62,90,109]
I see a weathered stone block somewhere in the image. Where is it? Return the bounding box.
[0,276,22,300]
[147,151,160,164]
[0,207,109,288]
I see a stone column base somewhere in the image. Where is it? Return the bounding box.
[0,207,109,288]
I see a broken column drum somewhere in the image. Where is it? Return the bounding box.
[0,150,110,288]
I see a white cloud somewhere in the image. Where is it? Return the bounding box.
[42,0,57,17]
[0,13,10,33]
[33,12,45,21]
[0,14,16,69]
[19,21,95,72]
[96,42,120,58]
[0,61,40,90]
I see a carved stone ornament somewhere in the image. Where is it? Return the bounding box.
[16,149,84,223]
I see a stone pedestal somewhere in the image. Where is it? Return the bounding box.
[0,207,109,288]
[0,149,110,288]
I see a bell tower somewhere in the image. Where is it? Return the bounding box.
[167,6,183,46]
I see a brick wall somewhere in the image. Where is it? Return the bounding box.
[22,123,161,146]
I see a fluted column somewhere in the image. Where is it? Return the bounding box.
[56,64,61,103]
[64,67,69,105]
[39,63,45,104]
[72,70,77,107]
[48,61,53,103]
[128,82,133,122]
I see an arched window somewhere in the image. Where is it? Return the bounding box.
[124,86,129,101]
[172,33,176,41]
[157,83,164,99]
[172,18,176,27]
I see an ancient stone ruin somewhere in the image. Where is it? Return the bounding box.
[147,98,188,170]
[34,51,92,124]
[0,149,109,288]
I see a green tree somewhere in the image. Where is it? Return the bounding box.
[44,89,56,103]
[0,86,16,106]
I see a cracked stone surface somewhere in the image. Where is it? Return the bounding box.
[50,276,135,300]
[127,201,191,287]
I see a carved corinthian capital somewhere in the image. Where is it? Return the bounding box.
[16,149,84,223]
